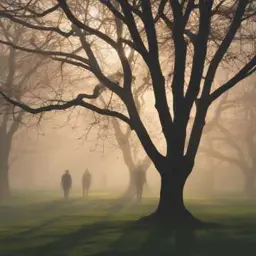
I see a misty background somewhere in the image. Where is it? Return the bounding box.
[8,91,247,196]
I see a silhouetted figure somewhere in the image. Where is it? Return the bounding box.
[135,168,146,201]
[61,170,72,199]
[82,169,92,197]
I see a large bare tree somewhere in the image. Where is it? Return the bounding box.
[0,1,255,226]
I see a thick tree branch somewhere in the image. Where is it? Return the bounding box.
[23,3,60,18]
[0,39,90,65]
[185,0,213,106]
[112,3,134,93]
[118,0,148,58]
[170,0,186,115]
[57,0,119,49]
[160,13,196,42]
[0,92,132,127]
[183,0,196,25]
[99,0,126,23]
[210,56,256,102]
[183,1,214,163]
[202,0,250,97]
[0,38,125,98]
[154,0,168,23]
[141,0,159,57]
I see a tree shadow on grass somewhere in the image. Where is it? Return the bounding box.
[14,218,198,256]
[0,199,133,255]
[89,223,198,256]
[20,220,127,256]
[31,222,256,256]
[1,199,256,256]
[0,216,65,242]
[87,221,256,256]
[0,196,135,223]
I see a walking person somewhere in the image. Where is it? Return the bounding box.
[61,170,72,199]
[82,169,92,198]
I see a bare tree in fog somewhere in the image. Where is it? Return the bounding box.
[196,92,234,197]
[111,74,152,200]
[0,1,255,226]
[0,21,49,199]
[202,75,256,198]
[96,72,152,199]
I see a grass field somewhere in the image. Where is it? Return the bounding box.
[0,191,256,256]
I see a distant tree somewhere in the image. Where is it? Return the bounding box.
[97,72,152,199]
[0,21,50,199]
[202,76,256,197]
[111,83,152,199]
[0,1,255,226]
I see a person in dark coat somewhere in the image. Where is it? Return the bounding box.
[82,169,92,197]
[61,170,72,199]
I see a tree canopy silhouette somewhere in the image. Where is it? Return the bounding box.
[0,0,255,226]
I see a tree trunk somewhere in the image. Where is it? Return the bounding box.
[122,169,136,199]
[0,164,10,200]
[0,134,11,200]
[139,164,202,228]
[122,164,150,200]
[156,173,201,226]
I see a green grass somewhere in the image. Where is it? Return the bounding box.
[0,191,256,256]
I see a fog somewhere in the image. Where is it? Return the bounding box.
[7,104,247,198]
[2,57,254,200]
[0,0,255,202]
[6,69,253,198]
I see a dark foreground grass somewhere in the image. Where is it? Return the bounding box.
[0,191,256,256]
